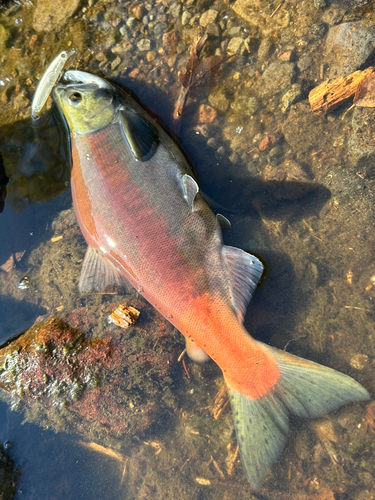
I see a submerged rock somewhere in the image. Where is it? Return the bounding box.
[0,444,19,500]
[0,300,182,441]
[325,22,375,78]
[348,108,375,177]
[33,0,82,32]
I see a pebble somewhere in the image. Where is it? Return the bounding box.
[297,54,313,72]
[181,11,191,26]
[137,39,151,51]
[198,104,217,124]
[208,90,229,112]
[110,57,121,71]
[281,85,301,113]
[199,9,218,27]
[146,51,156,62]
[256,62,295,98]
[257,37,274,61]
[126,16,137,28]
[259,136,271,152]
[228,26,241,37]
[227,37,243,54]
[350,353,368,370]
[207,137,216,148]
[314,0,327,8]
[206,23,219,37]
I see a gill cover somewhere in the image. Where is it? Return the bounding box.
[53,71,159,161]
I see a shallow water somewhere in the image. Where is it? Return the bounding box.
[1,0,375,498]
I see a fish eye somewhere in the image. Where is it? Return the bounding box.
[69,92,82,104]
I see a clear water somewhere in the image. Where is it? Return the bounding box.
[0,0,375,498]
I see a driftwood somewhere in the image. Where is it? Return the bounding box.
[309,67,375,115]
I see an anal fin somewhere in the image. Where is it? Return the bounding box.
[186,337,210,362]
[79,246,131,293]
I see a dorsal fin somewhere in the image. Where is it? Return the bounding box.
[216,213,231,230]
[181,174,199,211]
[79,246,131,293]
[223,245,264,323]
[119,108,159,161]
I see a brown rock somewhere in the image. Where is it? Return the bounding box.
[128,68,146,80]
[258,135,271,152]
[133,4,146,20]
[162,30,179,52]
[198,104,217,124]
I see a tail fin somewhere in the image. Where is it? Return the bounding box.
[226,344,370,491]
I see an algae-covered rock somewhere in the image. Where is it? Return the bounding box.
[0,300,182,441]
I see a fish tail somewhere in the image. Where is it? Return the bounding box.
[225,344,369,491]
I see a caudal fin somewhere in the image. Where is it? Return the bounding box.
[226,345,369,491]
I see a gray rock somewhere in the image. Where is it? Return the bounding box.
[256,62,295,98]
[297,54,313,72]
[325,22,375,78]
[258,38,274,62]
[314,0,327,8]
[348,108,375,177]
[200,9,218,27]
[310,21,328,40]
[281,85,302,113]
[33,0,81,32]
[228,26,242,37]
[154,22,167,35]
[227,37,243,54]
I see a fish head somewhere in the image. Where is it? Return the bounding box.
[52,82,116,135]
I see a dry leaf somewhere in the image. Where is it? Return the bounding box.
[174,34,232,119]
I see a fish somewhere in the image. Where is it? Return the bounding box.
[51,69,369,490]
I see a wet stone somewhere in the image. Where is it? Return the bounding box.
[314,0,327,8]
[32,0,81,32]
[325,22,375,78]
[348,108,375,177]
[257,38,274,62]
[0,301,182,441]
[227,37,243,54]
[200,9,218,27]
[256,62,295,99]
[208,89,230,113]
[181,11,191,25]
[137,39,151,51]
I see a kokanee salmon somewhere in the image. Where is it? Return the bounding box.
[51,69,369,491]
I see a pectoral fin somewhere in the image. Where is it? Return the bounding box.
[119,108,159,161]
[181,174,199,212]
[79,246,131,293]
[223,246,264,323]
